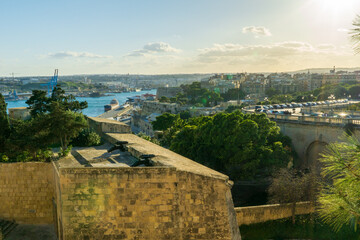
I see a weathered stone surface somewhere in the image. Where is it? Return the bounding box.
[235,201,315,225]
[1,124,240,239]
[55,167,239,240]
[0,162,54,224]
[87,117,131,136]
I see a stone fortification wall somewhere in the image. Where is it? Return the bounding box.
[57,167,239,240]
[54,132,240,239]
[87,117,131,136]
[141,101,181,116]
[156,87,183,99]
[235,202,314,225]
[8,107,31,121]
[0,162,54,224]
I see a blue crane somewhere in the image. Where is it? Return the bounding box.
[41,69,58,97]
[8,89,19,100]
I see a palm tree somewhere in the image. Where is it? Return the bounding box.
[350,15,360,54]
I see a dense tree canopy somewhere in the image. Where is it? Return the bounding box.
[26,85,87,117]
[1,86,90,162]
[153,111,294,179]
[265,88,280,98]
[152,112,179,131]
[221,88,246,101]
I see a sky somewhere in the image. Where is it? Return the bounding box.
[1,0,360,76]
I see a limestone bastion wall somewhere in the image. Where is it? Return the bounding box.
[55,166,239,240]
[0,162,54,224]
[87,117,131,137]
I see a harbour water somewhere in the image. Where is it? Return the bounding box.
[5,89,156,117]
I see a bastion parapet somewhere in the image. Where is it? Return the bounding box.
[0,117,241,239]
[49,117,242,239]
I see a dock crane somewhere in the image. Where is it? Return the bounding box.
[41,69,58,97]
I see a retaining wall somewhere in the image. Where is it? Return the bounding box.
[235,202,315,225]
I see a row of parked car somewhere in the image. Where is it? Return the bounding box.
[255,99,348,111]
[256,109,292,115]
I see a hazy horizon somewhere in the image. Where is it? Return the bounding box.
[2,0,360,76]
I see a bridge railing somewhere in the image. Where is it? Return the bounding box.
[245,110,360,126]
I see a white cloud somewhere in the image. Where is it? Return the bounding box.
[317,44,336,50]
[188,41,354,73]
[48,51,111,59]
[128,42,181,57]
[242,26,272,37]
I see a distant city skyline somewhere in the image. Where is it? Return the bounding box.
[2,0,360,76]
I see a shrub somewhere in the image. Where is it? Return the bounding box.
[71,128,102,147]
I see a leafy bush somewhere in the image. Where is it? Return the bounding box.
[70,129,102,147]
[59,145,72,157]
[137,132,160,145]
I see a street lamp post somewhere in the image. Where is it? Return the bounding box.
[328,94,335,115]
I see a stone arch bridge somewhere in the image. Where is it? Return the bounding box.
[267,114,360,168]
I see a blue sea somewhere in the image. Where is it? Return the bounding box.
[5,89,156,117]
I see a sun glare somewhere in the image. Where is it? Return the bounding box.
[311,0,359,14]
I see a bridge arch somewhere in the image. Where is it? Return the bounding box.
[305,140,328,172]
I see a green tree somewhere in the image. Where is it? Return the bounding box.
[221,88,246,101]
[159,96,170,103]
[0,93,10,152]
[334,86,348,99]
[225,105,244,113]
[26,85,87,117]
[265,87,280,97]
[318,135,360,232]
[151,112,179,131]
[348,85,360,99]
[268,168,319,224]
[169,112,294,179]
[37,102,88,151]
[71,128,102,147]
[25,90,49,116]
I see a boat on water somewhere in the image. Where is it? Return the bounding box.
[104,99,119,112]
[89,92,106,98]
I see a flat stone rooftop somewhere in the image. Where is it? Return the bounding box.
[104,133,229,181]
[56,143,138,168]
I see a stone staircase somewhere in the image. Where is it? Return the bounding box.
[0,219,18,239]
